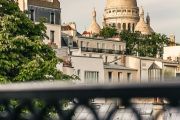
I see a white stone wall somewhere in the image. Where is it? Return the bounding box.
[163,46,180,61]
[71,56,105,84]
[44,23,61,48]
[104,69,137,83]
[125,56,165,83]
[125,56,141,81]
[17,0,28,11]
[17,0,62,48]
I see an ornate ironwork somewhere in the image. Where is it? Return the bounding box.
[0,81,179,120]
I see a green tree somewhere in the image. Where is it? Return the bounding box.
[0,0,72,82]
[120,31,169,57]
[120,30,141,55]
[100,26,118,38]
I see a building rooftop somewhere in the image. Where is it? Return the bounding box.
[78,36,124,43]
[104,64,137,71]
[28,0,60,9]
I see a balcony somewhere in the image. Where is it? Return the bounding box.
[0,81,180,120]
[81,47,124,54]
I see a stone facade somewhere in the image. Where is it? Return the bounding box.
[17,0,62,48]
[104,64,137,83]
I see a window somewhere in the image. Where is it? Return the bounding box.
[80,41,83,48]
[148,63,162,82]
[119,45,122,51]
[123,23,126,30]
[132,23,135,32]
[117,10,121,12]
[77,69,80,77]
[50,12,55,24]
[50,30,55,43]
[102,43,105,49]
[86,42,89,48]
[105,56,108,63]
[97,43,100,49]
[112,44,116,50]
[108,72,112,82]
[112,23,116,27]
[127,73,132,82]
[122,10,126,12]
[29,9,35,21]
[84,71,99,84]
[128,23,131,31]
[118,72,123,82]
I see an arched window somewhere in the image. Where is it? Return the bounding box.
[123,23,126,30]
[128,23,131,31]
[112,23,116,27]
[148,63,162,82]
[132,23,135,32]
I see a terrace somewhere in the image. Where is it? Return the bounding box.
[81,47,124,55]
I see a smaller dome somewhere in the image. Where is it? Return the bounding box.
[135,7,154,35]
[87,9,101,35]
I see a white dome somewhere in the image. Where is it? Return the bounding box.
[135,7,154,35]
[87,9,101,35]
[135,21,154,35]
[106,0,138,8]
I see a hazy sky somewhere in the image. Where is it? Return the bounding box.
[61,0,180,42]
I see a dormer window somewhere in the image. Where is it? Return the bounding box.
[50,12,55,24]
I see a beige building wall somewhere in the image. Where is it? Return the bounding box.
[44,23,61,48]
[77,37,126,51]
[125,56,141,81]
[125,56,177,83]
[104,69,137,84]
[163,46,180,61]
[17,0,62,48]
[163,65,177,81]
[17,0,28,11]
[71,56,105,84]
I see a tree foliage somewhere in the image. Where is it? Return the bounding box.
[120,30,169,57]
[100,26,118,38]
[0,0,73,83]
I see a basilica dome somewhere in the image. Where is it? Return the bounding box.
[106,0,138,8]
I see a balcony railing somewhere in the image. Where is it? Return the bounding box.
[81,47,124,54]
[0,81,180,120]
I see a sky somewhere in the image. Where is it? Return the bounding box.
[61,0,180,42]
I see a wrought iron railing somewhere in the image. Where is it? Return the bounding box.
[0,81,180,120]
[81,47,124,54]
